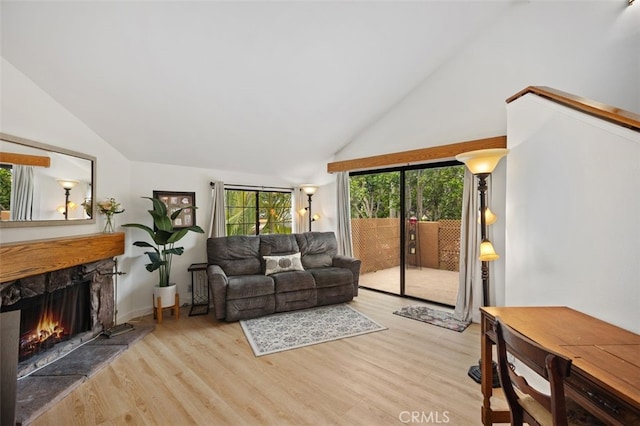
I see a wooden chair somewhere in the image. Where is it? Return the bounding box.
[495,317,573,426]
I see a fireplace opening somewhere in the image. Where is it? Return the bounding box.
[16,281,91,362]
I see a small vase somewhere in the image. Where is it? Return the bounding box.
[103,214,115,233]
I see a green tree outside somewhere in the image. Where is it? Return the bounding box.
[0,168,11,211]
[350,165,464,221]
[225,190,292,235]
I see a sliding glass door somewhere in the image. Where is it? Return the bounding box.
[403,166,464,305]
[351,163,463,306]
[350,171,401,295]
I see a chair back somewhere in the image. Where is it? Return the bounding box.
[495,317,572,426]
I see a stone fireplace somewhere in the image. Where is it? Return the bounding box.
[1,258,116,377]
[0,232,125,424]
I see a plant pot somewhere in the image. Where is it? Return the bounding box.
[153,283,177,308]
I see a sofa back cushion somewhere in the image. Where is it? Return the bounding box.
[259,234,300,256]
[295,232,337,269]
[207,236,261,276]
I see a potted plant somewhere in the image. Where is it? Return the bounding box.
[122,197,204,310]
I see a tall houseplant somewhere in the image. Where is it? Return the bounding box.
[123,197,204,288]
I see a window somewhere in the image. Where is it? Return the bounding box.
[225,189,292,236]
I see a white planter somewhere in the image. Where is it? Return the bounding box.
[153,283,177,308]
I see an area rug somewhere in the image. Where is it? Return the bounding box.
[393,305,471,332]
[240,304,386,356]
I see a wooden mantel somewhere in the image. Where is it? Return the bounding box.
[0,233,125,283]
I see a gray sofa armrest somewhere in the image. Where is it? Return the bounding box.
[332,255,362,296]
[207,265,228,320]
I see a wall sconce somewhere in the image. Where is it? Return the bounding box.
[56,179,79,220]
[300,184,318,232]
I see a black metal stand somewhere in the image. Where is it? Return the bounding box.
[469,173,500,387]
[103,323,135,338]
[307,193,313,232]
[100,259,134,338]
[188,263,209,316]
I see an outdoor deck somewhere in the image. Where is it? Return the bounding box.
[358,266,459,306]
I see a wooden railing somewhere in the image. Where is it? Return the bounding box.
[506,86,640,131]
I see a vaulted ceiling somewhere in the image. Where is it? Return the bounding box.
[1,1,515,180]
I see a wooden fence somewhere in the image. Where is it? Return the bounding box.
[352,218,460,274]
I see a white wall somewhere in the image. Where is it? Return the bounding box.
[505,94,640,333]
[332,2,639,312]
[335,2,639,163]
[1,58,326,322]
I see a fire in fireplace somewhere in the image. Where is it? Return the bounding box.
[18,281,90,362]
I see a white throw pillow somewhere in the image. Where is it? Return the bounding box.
[264,252,304,275]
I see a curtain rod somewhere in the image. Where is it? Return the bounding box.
[210,182,294,191]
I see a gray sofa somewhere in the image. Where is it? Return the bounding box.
[206,232,361,321]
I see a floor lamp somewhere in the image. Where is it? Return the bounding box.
[56,179,79,220]
[455,148,508,387]
[299,185,319,232]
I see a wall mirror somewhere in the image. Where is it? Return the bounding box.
[0,132,96,228]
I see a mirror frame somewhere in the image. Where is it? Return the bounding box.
[0,132,97,228]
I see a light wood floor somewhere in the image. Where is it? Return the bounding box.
[31,289,505,425]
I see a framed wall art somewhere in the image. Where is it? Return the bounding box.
[153,190,196,229]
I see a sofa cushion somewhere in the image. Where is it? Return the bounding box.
[307,267,353,288]
[207,236,261,276]
[276,289,316,312]
[271,270,315,293]
[226,295,275,321]
[227,274,274,300]
[259,234,300,256]
[264,252,304,275]
[295,232,338,269]
[316,284,354,306]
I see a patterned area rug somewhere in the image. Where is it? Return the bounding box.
[393,305,471,332]
[240,304,386,356]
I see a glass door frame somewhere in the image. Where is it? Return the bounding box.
[351,159,462,301]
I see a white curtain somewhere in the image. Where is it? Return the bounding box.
[454,169,484,323]
[10,165,34,221]
[336,172,353,256]
[294,187,307,234]
[208,181,226,238]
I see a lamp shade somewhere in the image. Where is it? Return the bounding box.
[301,185,318,195]
[479,239,500,262]
[312,213,320,221]
[455,149,509,175]
[56,179,79,190]
[478,208,498,226]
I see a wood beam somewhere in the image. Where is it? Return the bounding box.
[0,233,125,283]
[327,136,506,173]
[0,152,51,167]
